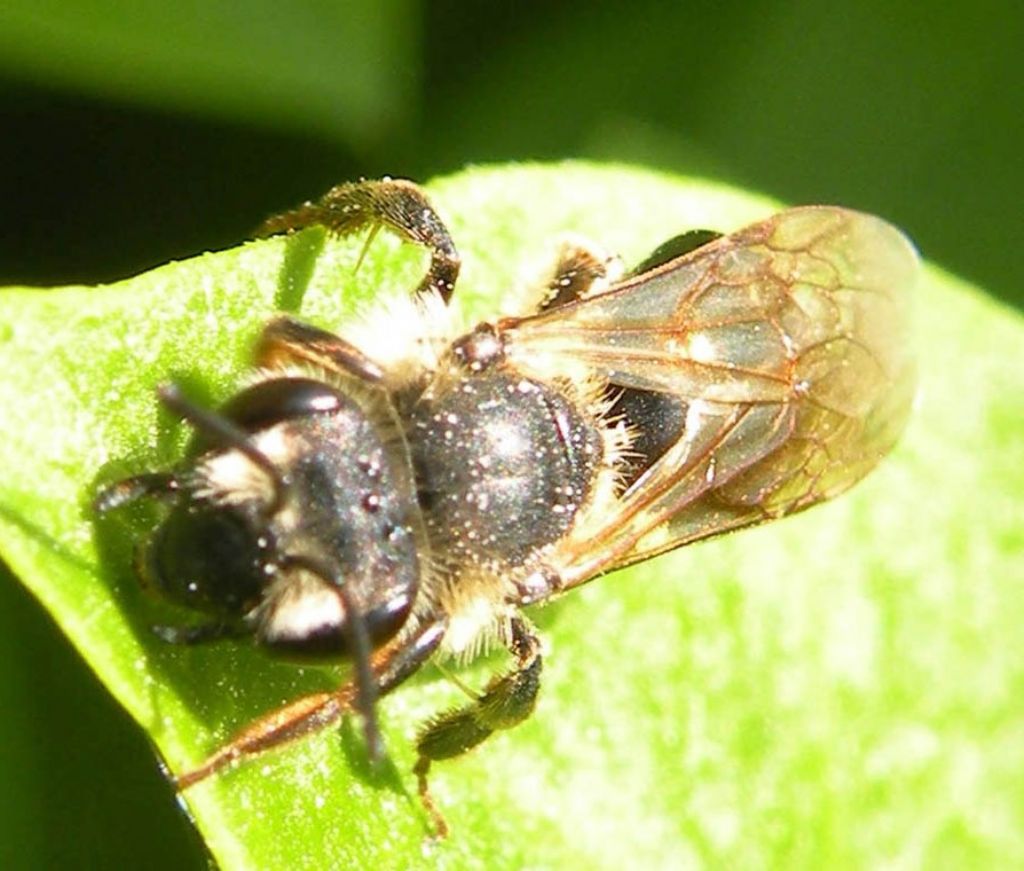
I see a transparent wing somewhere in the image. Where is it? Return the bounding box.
[502,207,918,587]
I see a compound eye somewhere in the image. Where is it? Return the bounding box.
[219,378,346,434]
[144,501,266,618]
[257,570,413,662]
[362,588,415,648]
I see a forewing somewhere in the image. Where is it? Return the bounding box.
[503,207,918,587]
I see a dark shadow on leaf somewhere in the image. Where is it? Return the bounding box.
[338,716,409,796]
[273,229,326,314]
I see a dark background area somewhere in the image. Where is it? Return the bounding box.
[1,1,1020,866]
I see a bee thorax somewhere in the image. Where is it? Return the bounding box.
[408,370,604,569]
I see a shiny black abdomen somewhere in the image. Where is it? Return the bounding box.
[408,371,603,567]
[610,387,688,489]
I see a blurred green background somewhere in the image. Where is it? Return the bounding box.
[0,1,1019,867]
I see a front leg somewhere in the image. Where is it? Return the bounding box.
[414,615,543,837]
[175,617,448,790]
[258,178,461,303]
[254,316,386,384]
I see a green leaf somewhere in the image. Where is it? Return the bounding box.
[0,0,416,148]
[1,163,1021,868]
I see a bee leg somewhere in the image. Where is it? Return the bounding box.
[93,472,178,513]
[413,615,542,838]
[252,316,385,384]
[255,548,412,767]
[174,617,447,790]
[257,178,461,304]
[531,229,725,316]
[534,236,623,313]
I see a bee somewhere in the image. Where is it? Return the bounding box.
[94,178,917,835]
